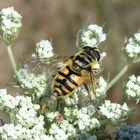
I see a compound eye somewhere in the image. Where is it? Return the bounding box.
[93,50,100,61]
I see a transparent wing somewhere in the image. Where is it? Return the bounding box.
[23,56,71,113]
[81,70,98,100]
[76,70,99,107]
[24,55,70,81]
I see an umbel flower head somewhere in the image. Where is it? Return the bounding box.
[0,123,49,140]
[0,89,46,140]
[16,68,46,97]
[99,100,130,124]
[96,76,107,100]
[77,24,106,49]
[32,39,54,59]
[124,32,140,62]
[125,75,140,103]
[0,7,22,44]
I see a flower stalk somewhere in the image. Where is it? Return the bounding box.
[106,63,131,92]
[7,45,17,73]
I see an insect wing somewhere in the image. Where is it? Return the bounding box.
[81,70,98,100]
[24,56,69,80]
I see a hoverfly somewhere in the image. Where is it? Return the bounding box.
[25,46,101,113]
[40,46,100,113]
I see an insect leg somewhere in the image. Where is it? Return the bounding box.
[40,95,57,114]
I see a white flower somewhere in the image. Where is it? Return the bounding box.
[59,120,76,137]
[45,111,76,138]
[46,112,58,121]
[78,24,106,48]
[16,68,46,97]
[0,7,22,44]
[124,32,140,61]
[0,89,44,128]
[13,96,44,128]
[0,89,18,110]
[0,90,46,139]
[125,75,140,103]
[74,106,100,131]
[99,100,130,124]
[0,124,26,140]
[35,135,54,140]
[49,123,68,140]
[64,102,99,132]
[96,77,107,100]
[0,123,46,140]
[33,39,54,59]
[100,52,106,60]
[64,92,79,106]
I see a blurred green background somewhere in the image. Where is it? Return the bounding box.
[0,0,140,127]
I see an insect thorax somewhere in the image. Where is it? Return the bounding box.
[73,46,100,69]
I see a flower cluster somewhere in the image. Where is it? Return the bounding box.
[0,89,43,127]
[49,120,76,140]
[99,100,130,124]
[44,111,76,139]
[113,123,140,140]
[78,24,106,48]
[33,39,54,59]
[0,7,22,44]
[0,124,28,140]
[43,91,100,139]
[16,68,46,97]
[0,89,20,111]
[124,32,140,61]
[125,75,140,103]
[96,77,107,100]
[72,107,100,131]
[0,123,47,140]
[0,89,46,140]
[64,94,100,132]
[12,97,43,128]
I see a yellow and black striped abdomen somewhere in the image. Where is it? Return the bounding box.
[51,46,100,97]
[52,65,84,96]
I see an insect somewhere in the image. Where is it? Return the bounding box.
[40,46,101,113]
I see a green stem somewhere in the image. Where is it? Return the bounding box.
[106,64,131,92]
[7,45,17,73]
